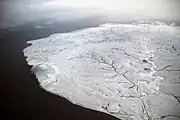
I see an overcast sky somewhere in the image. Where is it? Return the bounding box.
[0,0,180,28]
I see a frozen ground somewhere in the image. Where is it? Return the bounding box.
[24,22,180,120]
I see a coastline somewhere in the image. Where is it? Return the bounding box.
[0,21,119,120]
[22,24,179,119]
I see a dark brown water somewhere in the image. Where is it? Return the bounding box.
[0,20,120,120]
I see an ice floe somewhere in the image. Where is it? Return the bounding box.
[24,23,180,120]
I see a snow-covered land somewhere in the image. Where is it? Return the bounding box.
[24,22,180,120]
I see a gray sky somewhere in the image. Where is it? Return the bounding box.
[0,0,180,28]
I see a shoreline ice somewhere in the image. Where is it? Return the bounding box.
[24,23,180,120]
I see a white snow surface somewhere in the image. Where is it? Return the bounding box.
[24,23,180,120]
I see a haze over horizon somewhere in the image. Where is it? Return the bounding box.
[0,0,180,28]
